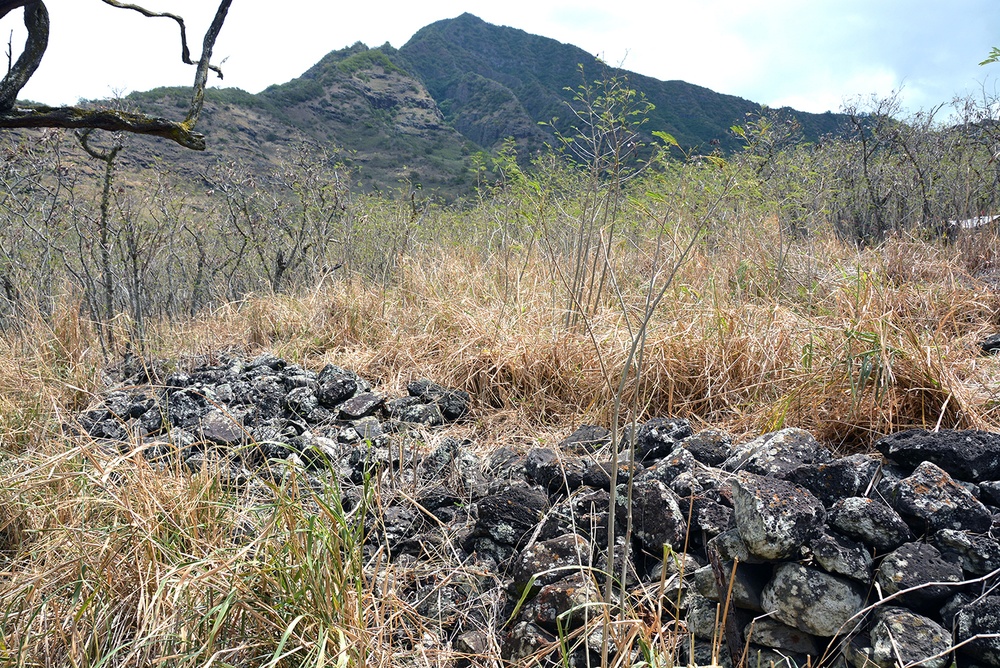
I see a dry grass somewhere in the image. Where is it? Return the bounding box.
[2,214,1000,665]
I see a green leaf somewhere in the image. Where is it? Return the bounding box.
[731,125,747,138]
[981,47,1000,66]
[652,130,678,147]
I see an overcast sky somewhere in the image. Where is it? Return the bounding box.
[3,0,999,116]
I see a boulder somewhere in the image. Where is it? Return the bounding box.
[876,428,1000,482]
[891,461,992,533]
[731,472,826,560]
[760,563,866,637]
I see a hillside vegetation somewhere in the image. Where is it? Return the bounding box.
[2,66,1000,663]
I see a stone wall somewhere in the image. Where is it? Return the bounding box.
[75,353,1000,667]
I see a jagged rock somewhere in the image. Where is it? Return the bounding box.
[784,453,882,507]
[679,429,733,466]
[875,542,964,612]
[390,399,444,426]
[693,561,770,612]
[466,483,547,562]
[632,417,693,462]
[956,596,1000,668]
[931,528,1000,576]
[731,472,826,560]
[980,480,1000,507]
[722,427,832,477]
[745,617,820,656]
[338,392,385,420]
[617,478,688,555]
[892,461,992,533]
[509,534,591,597]
[869,607,951,668]
[519,571,602,631]
[685,593,723,640]
[501,621,556,663]
[535,488,609,545]
[876,428,1000,482]
[828,496,912,553]
[407,379,470,421]
[688,497,733,538]
[525,448,587,494]
[809,532,873,582]
[761,563,866,637]
[745,646,807,668]
[637,446,698,486]
[558,424,611,454]
[316,365,359,407]
[707,529,768,564]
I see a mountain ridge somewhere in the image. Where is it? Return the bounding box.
[114,13,847,196]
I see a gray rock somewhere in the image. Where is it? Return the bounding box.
[637,446,697,486]
[870,607,951,668]
[875,542,964,612]
[809,532,874,582]
[731,472,826,560]
[892,460,992,533]
[632,417,694,462]
[693,562,769,612]
[501,621,556,663]
[956,596,1000,668]
[338,392,385,420]
[520,571,602,631]
[931,528,1000,576]
[509,534,591,597]
[760,563,866,637]
[536,488,609,546]
[707,529,768,564]
[828,496,912,553]
[406,379,470,421]
[745,617,820,655]
[722,427,832,477]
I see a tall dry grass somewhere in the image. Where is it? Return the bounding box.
[2,209,1000,665]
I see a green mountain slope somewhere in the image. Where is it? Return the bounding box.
[114,13,846,197]
[399,13,844,153]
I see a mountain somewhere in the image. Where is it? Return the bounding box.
[116,14,846,195]
[398,13,843,154]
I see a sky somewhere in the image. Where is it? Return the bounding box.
[2,0,999,117]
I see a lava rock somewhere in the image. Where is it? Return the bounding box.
[955,596,1000,668]
[875,541,964,612]
[760,563,865,637]
[731,472,826,560]
[509,534,591,597]
[558,424,612,454]
[617,478,688,555]
[876,428,1000,482]
[891,460,993,534]
[745,617,821,656]
[784,453,882,507]
[632,417,694,462]
[828,496,912,553]
[869,607,951,668]
[678,429,733,467]
[722,427,832,478]
[809,532,873,583]
[407,379,470,421]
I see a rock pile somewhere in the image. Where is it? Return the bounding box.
[74,353,1000,668]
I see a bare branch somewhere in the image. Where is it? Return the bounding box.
[0,105,205,149]
[0,0,47,111]
[99,0,192,64]
[184,0,232,128]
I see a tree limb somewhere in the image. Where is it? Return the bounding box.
[0,0,47,111]
[0,105,205,149]
[0,0,232,150]
[98,0,224,80]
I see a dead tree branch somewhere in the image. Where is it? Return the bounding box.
[0,0,232,150]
